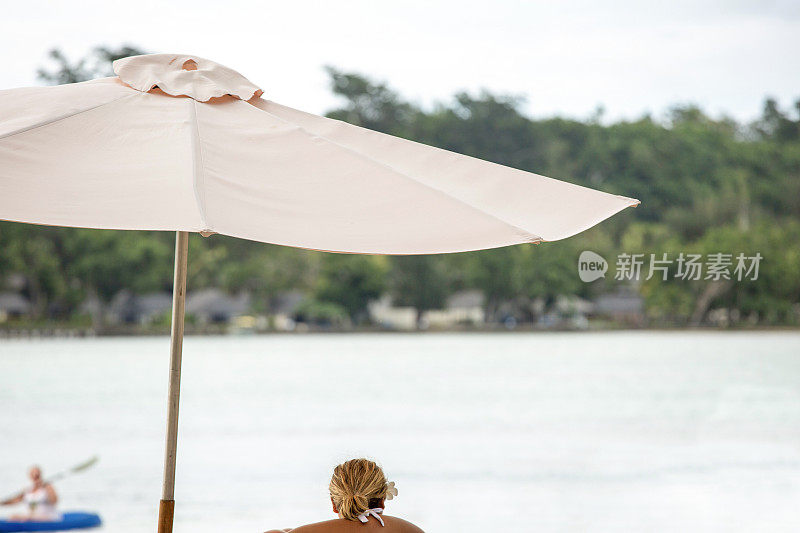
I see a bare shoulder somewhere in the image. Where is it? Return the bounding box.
[383,516,425,533]
[284,519,345,533]
[278,516,423,533]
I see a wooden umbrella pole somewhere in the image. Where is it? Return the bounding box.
[158,231,189,533]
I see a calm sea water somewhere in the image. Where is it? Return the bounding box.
[1,332,799,532]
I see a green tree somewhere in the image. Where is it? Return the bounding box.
[390,255,449,328]
[324,66,416,136]
[314,255,387,324]
[460,247,522,322]
[3,60,799,329]
[37,45,146,85]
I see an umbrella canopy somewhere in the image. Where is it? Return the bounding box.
[0,54,638,253]
[0,54,639,533]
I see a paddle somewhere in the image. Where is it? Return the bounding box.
[44,456,99,484]
[1,456,99,504]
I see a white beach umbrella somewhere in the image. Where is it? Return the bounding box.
[0,54,639,532]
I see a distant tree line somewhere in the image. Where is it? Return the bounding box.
[0,46,798,328]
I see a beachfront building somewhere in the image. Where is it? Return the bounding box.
[425,290,486,329]
[106,291,173,325]
[592,288,645,326]
[269,290,306,331]
[186,288,251,324]
[368,290,486,330]
[368,295,418,330]
[0,291,31,322]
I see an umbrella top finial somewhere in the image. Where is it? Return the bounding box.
[113,53,263,102]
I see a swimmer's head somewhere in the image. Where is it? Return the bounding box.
[28,466,42,482]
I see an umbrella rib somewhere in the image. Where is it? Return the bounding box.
[0,94,134,142]
[189,100,210,231]
[252,105,542,244]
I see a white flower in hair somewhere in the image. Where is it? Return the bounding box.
[385,481,398,500]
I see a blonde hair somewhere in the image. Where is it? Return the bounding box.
[329,458,388,521]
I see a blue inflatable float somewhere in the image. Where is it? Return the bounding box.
[0,512,101,532]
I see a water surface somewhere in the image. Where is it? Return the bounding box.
[1,332,799,532]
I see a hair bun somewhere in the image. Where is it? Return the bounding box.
[329,458,389,521]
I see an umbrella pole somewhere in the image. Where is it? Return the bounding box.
[158,231,189,533]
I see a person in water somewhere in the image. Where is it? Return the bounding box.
[0,466,60,521]
[265,458,423,533]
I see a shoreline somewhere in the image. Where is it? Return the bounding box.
[2,324,799,339]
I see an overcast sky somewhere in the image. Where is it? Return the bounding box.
[3,0,798,123]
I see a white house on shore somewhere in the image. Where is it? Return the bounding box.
[0,292,31,322]
[369,290,486,330]
[426,290,485,328]
[368,295,418,330]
